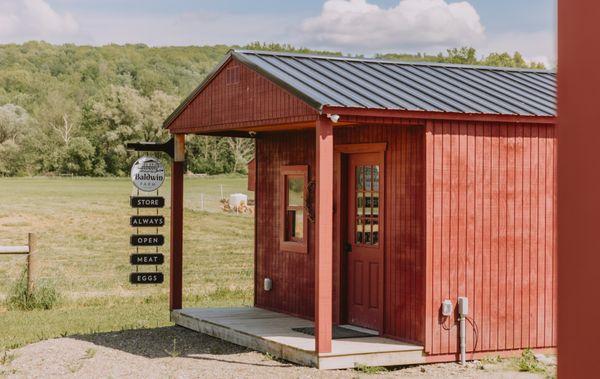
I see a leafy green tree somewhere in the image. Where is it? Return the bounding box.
[0,140,26,176]
[441,47,479,65]
[83,85,179,175]
[0,104,30,176]
[376,47,547,69]
[0,43,549,177]
[62,136,96,175]
[186,136,235,175]
[0,104,29,144]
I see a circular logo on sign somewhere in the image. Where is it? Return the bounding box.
[131,156,165,192]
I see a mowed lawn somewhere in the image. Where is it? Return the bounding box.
[0,176,254,350]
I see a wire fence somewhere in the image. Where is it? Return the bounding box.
[183,184,255,214]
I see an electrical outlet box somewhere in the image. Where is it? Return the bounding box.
[264,278,272,291]
[441,299,453,316]
[458,297,468,315]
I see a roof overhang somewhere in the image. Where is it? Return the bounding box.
[322,106,557,125]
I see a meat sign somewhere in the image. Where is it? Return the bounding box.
[129,156,165,284]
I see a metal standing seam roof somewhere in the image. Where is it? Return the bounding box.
[164,50,556,128]
[232,50,556,117]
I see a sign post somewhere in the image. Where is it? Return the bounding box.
[126,135,186,309]
[129,155,165,285]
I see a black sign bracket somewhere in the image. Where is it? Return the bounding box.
[126,138,174,159]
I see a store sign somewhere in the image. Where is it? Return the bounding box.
[129,272,164,284]
[131,156,165,192]
[130,215,165,227]
[130,253,164,265]
[130,234,164,246]
[130,196,165,208]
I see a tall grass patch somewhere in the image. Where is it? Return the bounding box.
[6,269,60,310]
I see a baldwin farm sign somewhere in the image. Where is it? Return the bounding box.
[129,156,165,284]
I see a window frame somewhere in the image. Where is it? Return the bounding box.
[279,165,309,254]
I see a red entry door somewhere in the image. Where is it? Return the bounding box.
[345,152,384,332]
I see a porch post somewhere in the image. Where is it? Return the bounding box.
[170,134,185,311]
[315,115,333,354]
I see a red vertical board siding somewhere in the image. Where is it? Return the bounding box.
[424,120,557,355]
[424,122,434,352]
[255,130,316,318]
[169,58,317,133]
[255,124,426,345]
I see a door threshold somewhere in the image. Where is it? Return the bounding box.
[340,324,379,336]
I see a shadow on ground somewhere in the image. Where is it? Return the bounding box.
[72,325,292,368]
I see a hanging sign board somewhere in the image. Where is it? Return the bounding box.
[130,253,164,265]
[130,215,165,227]
[129,272,164,284]
[130,234,164,246]
[131,156,165,192]
[130,196,165,208]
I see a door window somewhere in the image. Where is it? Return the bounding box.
[355,165,380,246]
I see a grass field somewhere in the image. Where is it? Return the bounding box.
[0,176,254,350]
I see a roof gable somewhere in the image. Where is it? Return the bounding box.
[166,57,317,133]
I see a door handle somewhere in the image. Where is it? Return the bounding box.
[344,243,352,253]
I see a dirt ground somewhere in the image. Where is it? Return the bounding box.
[0,326,554,379]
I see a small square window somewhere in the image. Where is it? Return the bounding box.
[280,165,308,253]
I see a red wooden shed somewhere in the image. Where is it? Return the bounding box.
[165,50,556,369]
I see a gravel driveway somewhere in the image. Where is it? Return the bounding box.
[0,326,553,378]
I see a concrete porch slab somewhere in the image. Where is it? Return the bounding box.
[171,307,425,370]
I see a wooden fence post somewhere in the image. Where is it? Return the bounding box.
[27,232,36,294]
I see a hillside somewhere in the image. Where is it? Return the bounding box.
[0,42,545,176]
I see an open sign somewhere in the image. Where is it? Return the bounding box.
[130,234,164,246]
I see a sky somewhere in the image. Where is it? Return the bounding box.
[0,0,556,66]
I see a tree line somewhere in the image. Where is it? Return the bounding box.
[0,42,546,177]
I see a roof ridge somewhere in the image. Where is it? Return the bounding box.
[232,49,555,74]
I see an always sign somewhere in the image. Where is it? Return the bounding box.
[130,215,165,227]
[131,156,165,192]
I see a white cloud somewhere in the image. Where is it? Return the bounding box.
[300,0,484,52]
[0,0,78,43]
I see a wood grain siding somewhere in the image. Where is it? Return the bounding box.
[255,131,316,318]
[255,125,425,345]
[169,58,317,134]
[424,120,557,355]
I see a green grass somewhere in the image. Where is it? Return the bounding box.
[0,176,254,350]
[516,349,546,373]
[354,364,388,374]
[6,268,60,310]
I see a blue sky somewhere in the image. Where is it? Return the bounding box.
[0,0,556,65]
